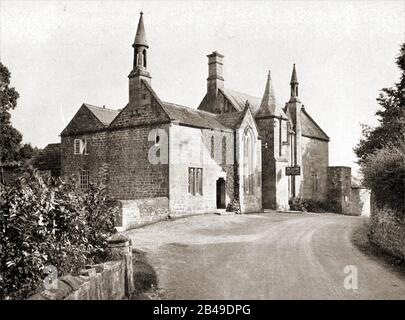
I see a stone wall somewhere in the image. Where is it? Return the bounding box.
[256,116,290,210]
[61,131,109,185]
[116,197,170,231]
[301,136,329,200]
[369,196,405,261]
[327,166,352,214]
[236,111,262,213]
[29,235,133,300]
[169,124,234,215]
[107,125,169,200]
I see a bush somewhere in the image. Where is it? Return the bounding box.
[361,143,405,218]
[289,197,337,213]
[226,198,241,214]
[0,169,118,299]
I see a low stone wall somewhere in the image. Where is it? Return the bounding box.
[369,203,405,261]
[29,261,126,300]
[29,235,133,300]
[116,197,169,231]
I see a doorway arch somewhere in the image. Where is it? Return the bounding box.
[216,178,226,209]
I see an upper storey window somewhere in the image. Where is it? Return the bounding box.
[74,138,88,155]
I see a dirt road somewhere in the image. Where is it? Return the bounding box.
[126,213,405,299]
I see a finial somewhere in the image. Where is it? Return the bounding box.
[140,11,143,15]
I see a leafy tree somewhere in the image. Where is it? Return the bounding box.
[0,62,22,165]
[354,42,405,164]
[354,42,405,216]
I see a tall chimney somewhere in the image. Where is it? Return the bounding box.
[207,51,224,98]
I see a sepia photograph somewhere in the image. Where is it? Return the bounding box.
[0,0,404,309]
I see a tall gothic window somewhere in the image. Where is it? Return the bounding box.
[210,136,215,159]
[243,128,254,194]
[222,136,226,164]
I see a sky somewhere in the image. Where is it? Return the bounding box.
[1,0,404,176]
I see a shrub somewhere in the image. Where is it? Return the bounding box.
[0,168,117,299]
[226,198,241,214]
[289,197,337,213]
[361,143,405,218]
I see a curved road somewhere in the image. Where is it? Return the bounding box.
[126,213,405,299]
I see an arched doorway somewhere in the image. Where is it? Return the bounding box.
[216,178,226,209]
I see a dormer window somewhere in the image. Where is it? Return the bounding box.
[74,138,88,155]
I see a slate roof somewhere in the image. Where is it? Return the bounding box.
[301,108,329,141]
[84,104,120,126]
[221,88,262,115]
[216,111,245,128]
[161,102,230,130]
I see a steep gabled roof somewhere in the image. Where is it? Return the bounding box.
[220,88,262,115]
[301,108,329,141]
[84,104,120,126]
[61,103,120,136]
[161,101,230,130]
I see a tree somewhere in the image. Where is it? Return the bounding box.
[0,62,22,165]
[354,42,405,164]
[354,42,405,215]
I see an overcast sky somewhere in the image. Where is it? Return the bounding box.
[1,0,404,175]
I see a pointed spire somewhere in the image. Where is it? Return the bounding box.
[290,63,298,84]
[133,12,148,48]
[256,70,279,117]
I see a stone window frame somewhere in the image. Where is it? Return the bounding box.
[243,126,254,195]
[74,138,88,155]
[80,169,89,190]
[188,167,203,196]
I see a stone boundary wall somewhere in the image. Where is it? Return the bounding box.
[369,198,405,261]
[29,235,133,300]
[116,197,169,231]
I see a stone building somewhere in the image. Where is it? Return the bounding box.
[60,13,333,228]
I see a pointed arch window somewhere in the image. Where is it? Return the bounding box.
[210,136,215,159]
[222,136,227,164]
[143,49,147,68]
[243,127,254,194]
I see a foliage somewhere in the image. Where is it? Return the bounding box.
[0,62,22,165]
[354,42,405,164]
[0,169,118,300]
[354,42,405,216]
[226,198,241,214]
[361,143,405,217]
[289,197,338,213]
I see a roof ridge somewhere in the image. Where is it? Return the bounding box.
[162,101,219,117]
[84,103,119,112]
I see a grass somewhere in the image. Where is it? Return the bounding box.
[129,249,167,300]
[351,219,405,273]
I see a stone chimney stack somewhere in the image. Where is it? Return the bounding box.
[207,51,224,99]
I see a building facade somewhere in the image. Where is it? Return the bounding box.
[60,13,331,227]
